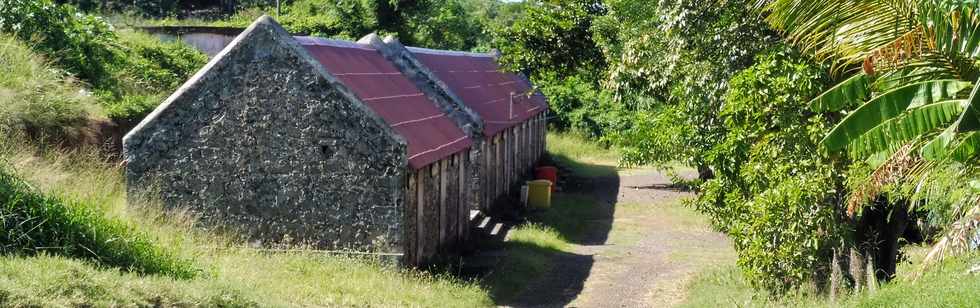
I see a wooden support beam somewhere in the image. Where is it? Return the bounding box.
[458,153,468,245]
[496,135,503,204]
[405,172,418,265]
[423,165,439,263]
[416,168,426,265]
[439,159,449,251]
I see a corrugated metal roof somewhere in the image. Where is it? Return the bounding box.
[407,47,548,137]
[297,36,473,169]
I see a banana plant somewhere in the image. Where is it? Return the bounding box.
[815,79,975,161]
[759,0,980,268]
[785,0,980,163]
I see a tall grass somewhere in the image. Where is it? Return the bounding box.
[0,161,197,278]
[0,35,102,139]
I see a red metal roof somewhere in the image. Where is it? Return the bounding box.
[297,37,472,169]
[407,47,548,137]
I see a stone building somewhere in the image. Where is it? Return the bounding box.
[124,16,546,265]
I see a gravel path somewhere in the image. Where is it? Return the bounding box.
[506,171,733,308]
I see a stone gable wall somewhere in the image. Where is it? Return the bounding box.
[124,17,407,252]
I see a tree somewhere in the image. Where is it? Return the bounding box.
[605,0,776,179]
[494,0,608,79]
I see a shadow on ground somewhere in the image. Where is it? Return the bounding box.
[482,156,623,306]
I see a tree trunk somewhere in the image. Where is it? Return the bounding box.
[830,248,846,300]
[850,197,912,286]
[849,247,866,291]
[696,164,714,181]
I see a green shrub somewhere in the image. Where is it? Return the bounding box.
[695,47,845,293]
[0,166,197,278]
[535,72,595,131]
[0,0,207,121]
[534,71,631,141]
[101,30,207,119]
[0,35,102,138]
[0,0,119,89]
[214,0,377,40]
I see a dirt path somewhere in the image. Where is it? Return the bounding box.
[507,171,734,308]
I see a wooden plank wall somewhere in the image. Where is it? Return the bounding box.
[402,110,548,266]
[476,111,549,213]
[403,152,471,265]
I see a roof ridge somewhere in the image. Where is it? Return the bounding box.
[405,46,493,58]
[294,36,375,51]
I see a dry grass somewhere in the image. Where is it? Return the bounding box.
[0,35,103,139]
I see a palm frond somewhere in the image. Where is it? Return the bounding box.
[847,143,921,217]
[919,0,980,59]
[950,131,980,161]
[921,201,980,270]
[760,0,919,74]
[922,121,960,159]
[957,78,980,132]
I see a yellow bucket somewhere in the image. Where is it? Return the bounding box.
[527,180,552,210]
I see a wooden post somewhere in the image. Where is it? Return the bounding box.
[495,135,503,204]
[512,126,517,188]
[405,172,418,265]
[439,159,449,251]
[483,141,490,211]
[517,123,524,178]
[503,129,510,196]
[458,153,468,245]
[423,165,440,263]
[447,155,459,252]
[522,122,527,173]
[415,168,426,265]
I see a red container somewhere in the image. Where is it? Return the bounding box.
[535,166,558,192]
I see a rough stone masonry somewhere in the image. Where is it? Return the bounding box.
[123,16,408,252]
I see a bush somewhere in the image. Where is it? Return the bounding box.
[695,47,845,293]
[0,35,102,138]
[0,0,119,89]
[534,71,631,141]
[0,165,197,278]
[0,0,207,121]
[535,72,594,130]
[214,0,377,40]
[101,30,207,119]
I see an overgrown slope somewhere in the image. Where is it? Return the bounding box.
[0,35,102,140]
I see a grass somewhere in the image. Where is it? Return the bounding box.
[679,247,980,307]
[0,251,491,307]
[0,35,102,139]
[102,29,208,120]
[483,223,568,301]
[850,252,980,307]
[0,165,197,278]
[546,132,683,178]
[0,137,493,307]
[482,195,587,301]
[546,132,622,177]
